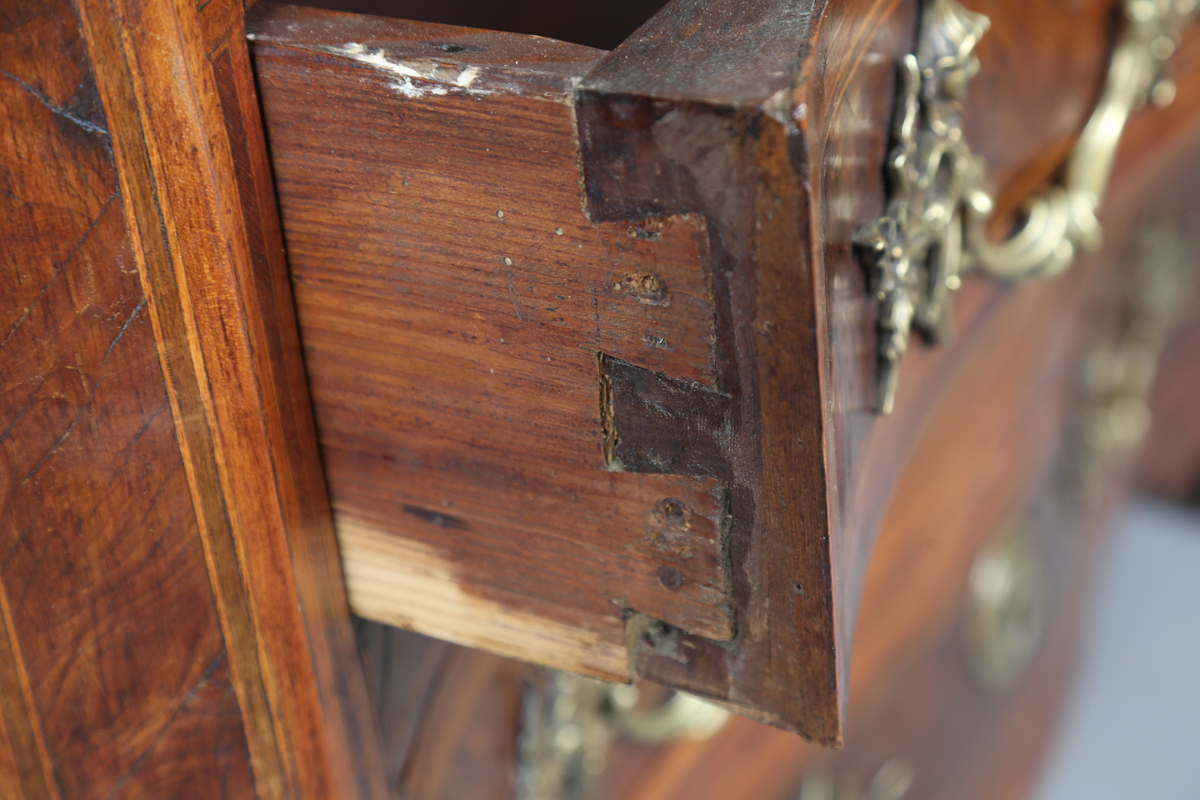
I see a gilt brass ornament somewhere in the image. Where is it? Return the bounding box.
[856,0,1195,414]
[515,670,729,800]
[853,0,988,414]
[962,523,1045,693]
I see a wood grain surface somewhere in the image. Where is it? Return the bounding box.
[594,15,1200,797]
[9,0,1199,796]
[1,1,256,797]
[4,0,387,797]
[75,0,387,795]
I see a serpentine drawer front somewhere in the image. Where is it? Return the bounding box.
[246,0,1200,744]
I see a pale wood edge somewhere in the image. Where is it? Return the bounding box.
[339,519,630,682]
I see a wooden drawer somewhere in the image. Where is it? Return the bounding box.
[246,0,1200,744]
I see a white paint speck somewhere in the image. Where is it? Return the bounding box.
[322,43,490,98]
[390,77,447,98]
[455,66,481,88]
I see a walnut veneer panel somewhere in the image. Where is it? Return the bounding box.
[0,2,255,797]
[4,0,387,797]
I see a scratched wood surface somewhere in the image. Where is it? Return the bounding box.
[8,0,1198,796]
[3,0,386,797]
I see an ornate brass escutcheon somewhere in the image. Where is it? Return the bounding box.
[962,523,1046,693]
[856,0,1196,414]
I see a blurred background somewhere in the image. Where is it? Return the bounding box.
[1033,499,1200,800]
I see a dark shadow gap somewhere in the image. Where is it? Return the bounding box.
[282,0,672,51]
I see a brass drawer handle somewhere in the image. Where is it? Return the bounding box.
[855,0,1196,414]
